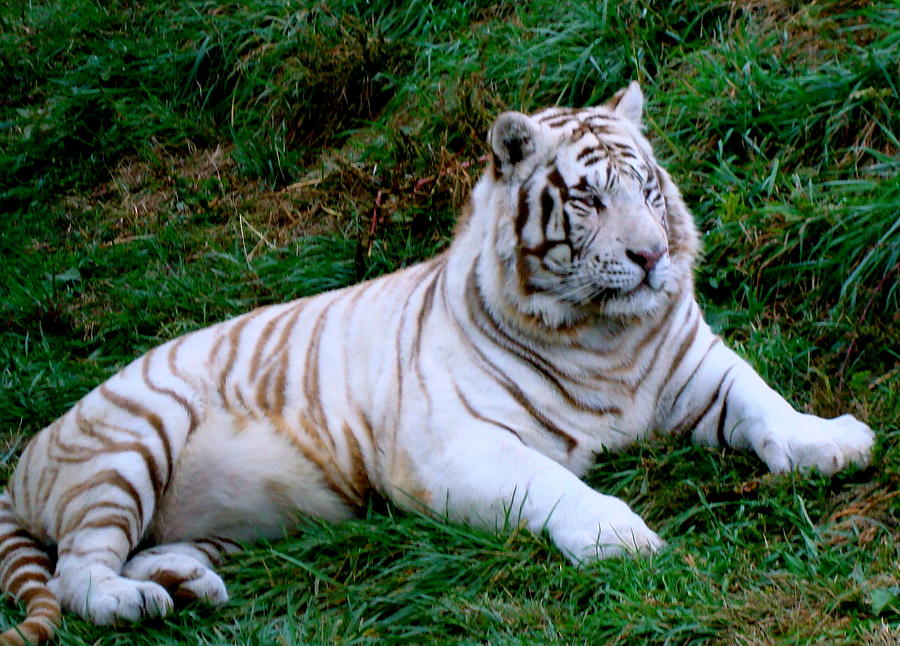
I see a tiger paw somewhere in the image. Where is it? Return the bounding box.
[49,569,173,625]
[755,413,875,476]
[122,552,228,605]
[554,498,664,564]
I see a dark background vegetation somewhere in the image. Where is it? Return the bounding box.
[1,0,897,643]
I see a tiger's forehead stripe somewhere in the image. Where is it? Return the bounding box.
[539,187,555,234]
[533,114,650,190]
[515,184,532,236]
[576,144,606,162]
[546,167,569,194]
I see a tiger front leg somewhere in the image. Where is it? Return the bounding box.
[667,328,875,475]
[394,429,663,564]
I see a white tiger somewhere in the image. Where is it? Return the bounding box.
[0,82,875,644]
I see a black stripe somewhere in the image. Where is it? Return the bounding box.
[671,365,735,437]
[142,351,199,441]
[716,379,736,447]
[540,186,554,233]
[98,386,171,497]
[666,336,721,417]
[453,382,525,445]
[546,167,569,197]
[468,265,620,416]
[515,184,531,236]
[543,116,577,128]
[459,268,578,452]
[657,308,701,395]
[53,469,144,539]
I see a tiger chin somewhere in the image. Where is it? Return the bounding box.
[0,82,875,644]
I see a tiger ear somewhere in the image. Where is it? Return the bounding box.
[489,112,540,180]
[606,81,644,127]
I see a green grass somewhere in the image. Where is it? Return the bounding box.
[1,0,898,643]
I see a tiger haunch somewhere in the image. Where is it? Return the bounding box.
[0,82,874,642]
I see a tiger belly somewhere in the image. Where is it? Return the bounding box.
[150,409,358,544]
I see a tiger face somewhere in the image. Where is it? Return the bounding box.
[483,82,696,325]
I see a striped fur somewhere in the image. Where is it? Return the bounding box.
[0,83,874,642]
[0,494,60,645]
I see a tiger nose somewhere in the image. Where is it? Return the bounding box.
[626,247,665,272]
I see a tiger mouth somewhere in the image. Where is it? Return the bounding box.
[588,279,660,304]
[577,284,644,305]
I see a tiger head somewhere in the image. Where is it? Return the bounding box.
[466,82,700,330]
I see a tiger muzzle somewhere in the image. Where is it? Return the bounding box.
[626,245,669,292]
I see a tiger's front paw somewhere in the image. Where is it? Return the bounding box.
[554,498,664,564]
[755,413,875,476]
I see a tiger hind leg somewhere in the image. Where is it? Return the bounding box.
[25,346,205,626]
[41,441,180,624]
[48,524,174,625]
[121,538,240,605]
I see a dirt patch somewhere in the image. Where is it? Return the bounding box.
[59,138,488,268]
[711,574,856,644]
[822,480,900,548]
[728,0,885,57]
[63,143,351,251]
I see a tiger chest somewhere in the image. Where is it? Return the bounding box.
[432,361,657,471]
